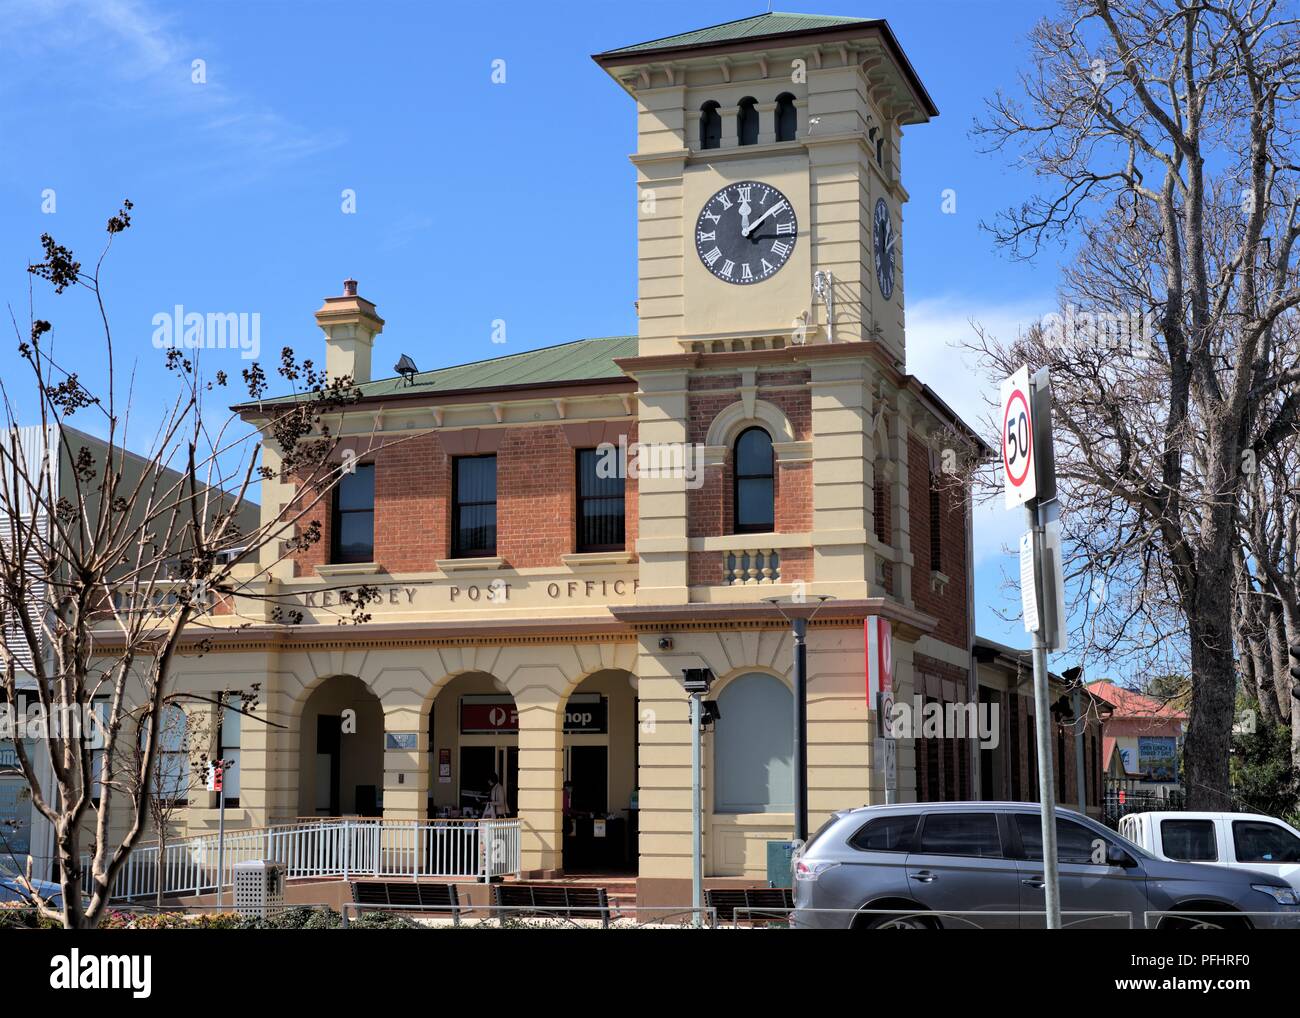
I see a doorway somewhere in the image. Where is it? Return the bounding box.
[459,744,518,816]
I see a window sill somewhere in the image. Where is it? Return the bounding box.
[562,551,633,569]
[315,561,382,578]
[437,556,506,574]
[930,570,950,594]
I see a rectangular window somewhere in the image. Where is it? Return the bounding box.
[1017,814,1106,865]
[331,462,375,563]
[917,812,1003,858]
[153,704,189,807]
[1232,820,1300,863]
[1160,819,1217,861]
[929,475,943,573]
[576,449,625,552]
[873,467,889,545]
[453,455,497,557]
[217,703,241,808]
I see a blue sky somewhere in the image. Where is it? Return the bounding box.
[0,0,1067,654]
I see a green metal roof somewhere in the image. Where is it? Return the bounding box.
[249,335,637,409]
[597,12,872,57]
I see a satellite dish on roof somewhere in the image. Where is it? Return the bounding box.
[394,354,418,385]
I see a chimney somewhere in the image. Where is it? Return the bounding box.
[315,278,384,384]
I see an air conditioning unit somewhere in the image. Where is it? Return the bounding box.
[233,860,284,919]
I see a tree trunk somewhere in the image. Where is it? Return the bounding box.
[155,827,166,909]
[1184,607,1238,809]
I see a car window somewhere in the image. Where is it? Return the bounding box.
[1016,814,1109,864]
[916,812,1003,858]
[1160,819,1218,861]
[1233,821,1300,864]
[850,814,918,853]
[803,813,844,852]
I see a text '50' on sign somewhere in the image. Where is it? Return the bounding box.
[1000,365,1036,509]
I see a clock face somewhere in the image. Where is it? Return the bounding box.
[694,180,798,285]
[874,197,896,299]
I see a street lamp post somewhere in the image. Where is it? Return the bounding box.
[764,596,833,848]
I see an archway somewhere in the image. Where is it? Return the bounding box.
[426,671,518,820]
[297,675,384,818]
[559,668,637,873]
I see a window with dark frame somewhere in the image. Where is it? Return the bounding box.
[737,97,759,145]
[576,449,625,552]
[699,101,721,149]
[929,473,943,573]
[330,462,375,563]
[452,455,497,557]
[216,700,241,808]
[733,427,775,534]
[775,92,797,142]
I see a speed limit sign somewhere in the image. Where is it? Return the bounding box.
[1000,365,1037,508]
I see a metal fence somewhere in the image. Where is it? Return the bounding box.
[27,817,522,901]
[1101,778,1187,826]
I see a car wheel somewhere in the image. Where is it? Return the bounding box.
[857,911,936,930]
[1157,911,1246,931]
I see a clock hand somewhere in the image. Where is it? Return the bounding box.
[739,199,752,233]
[742,204,782,237]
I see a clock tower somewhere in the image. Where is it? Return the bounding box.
[594,12,936,365]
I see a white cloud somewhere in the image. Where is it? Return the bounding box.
[0,0,338,183]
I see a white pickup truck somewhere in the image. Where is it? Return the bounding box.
[1118,811,1300,889]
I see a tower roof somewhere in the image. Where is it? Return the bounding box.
[593,11,938,119]
[595,11,873,56]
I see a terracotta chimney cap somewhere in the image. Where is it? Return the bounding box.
[342,278,358,297]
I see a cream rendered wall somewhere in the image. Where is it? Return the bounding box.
[636,625,921,880]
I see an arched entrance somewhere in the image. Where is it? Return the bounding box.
[297,675,383,817]
[560,669,637,873]
[426,672,518,819]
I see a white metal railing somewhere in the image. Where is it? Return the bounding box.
[28,818,522,902]
[725,548,781,585]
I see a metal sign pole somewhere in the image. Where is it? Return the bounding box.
[690,693,703,928]
[792,616,808,844]
[216,764,226,908]
[1028,500,1061,930]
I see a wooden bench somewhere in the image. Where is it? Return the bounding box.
[348,881,463,925]
[706,887,794,925]
[492,883,611,927]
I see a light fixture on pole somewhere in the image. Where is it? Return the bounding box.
[813,271,835,344]
[763,595,834,845]
[680,666,715,927]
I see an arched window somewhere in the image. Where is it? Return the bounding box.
[714,673,793,813]
[733,427,774,533]
[699,101,721,150]
[737,97,759,146]
[775,92,796,141]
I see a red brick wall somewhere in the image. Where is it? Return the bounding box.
[287,421,637,576]
[687,373,812,540]
[909,434,969,648]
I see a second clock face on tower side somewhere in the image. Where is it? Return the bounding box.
[873,197,896,300]
[695,180,798,285]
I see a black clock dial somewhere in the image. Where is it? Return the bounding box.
[873,197,896,300]
[695,180,798,285]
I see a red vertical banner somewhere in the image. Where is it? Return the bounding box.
[865,615,893,701]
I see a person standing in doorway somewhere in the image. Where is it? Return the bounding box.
[483,772,507,818]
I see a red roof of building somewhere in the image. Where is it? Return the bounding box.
[1087,679,1188,720]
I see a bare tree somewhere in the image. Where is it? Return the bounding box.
[972,0,1300,807]
[0,202,390,927]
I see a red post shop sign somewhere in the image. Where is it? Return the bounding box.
[460,702,519,734]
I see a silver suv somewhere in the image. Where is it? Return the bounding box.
[792,801,1300,929]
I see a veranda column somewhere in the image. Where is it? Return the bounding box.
[514,684,565,874]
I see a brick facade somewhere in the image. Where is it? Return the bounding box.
[908,434,969,648]
[290,424,639,576]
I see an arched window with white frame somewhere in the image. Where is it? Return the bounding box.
[713,673,793,813]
